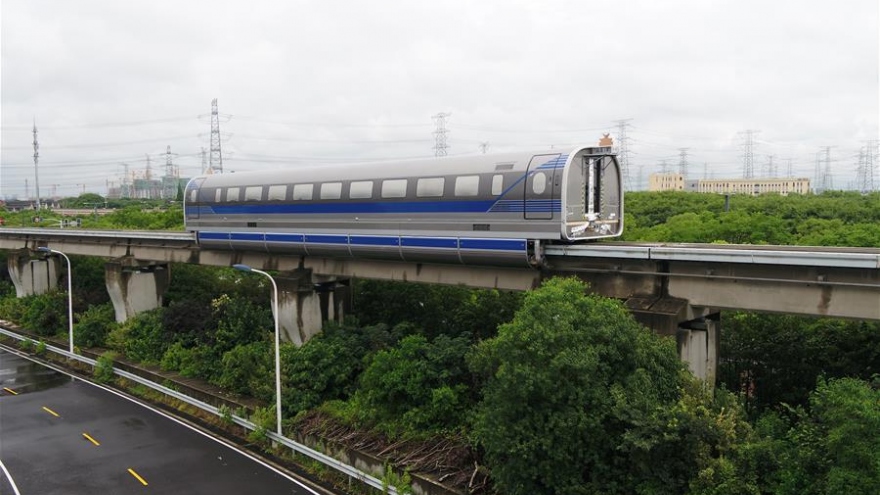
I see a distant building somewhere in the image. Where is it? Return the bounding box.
[648,173,811,196]
[649,173,685,191]
[698,177,810,196]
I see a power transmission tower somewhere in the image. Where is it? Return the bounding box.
[121,163,131,199]
[613,119,633,190]
[765,155,776,177]
[739,130,759,179]
[163,145,179,199]
[479,142,489,154]
[210,98,224,173]
[864,140,878,192]
[820,146,834,191]
[660,160,669,174]
[786,158,793,177]
[145,154,152,180]
[432,112,450,157]
[677,147,689,178]
[201,147,208,174]
[33,120,42,210]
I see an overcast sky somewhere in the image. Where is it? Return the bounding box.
[1,0,878,200]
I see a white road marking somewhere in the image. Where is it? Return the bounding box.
[0,458,23,495]
[0,345,322,495]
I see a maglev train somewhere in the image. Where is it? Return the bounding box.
[183,144,622,267]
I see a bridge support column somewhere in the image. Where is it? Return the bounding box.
[677,314,719,385]
[275,271,349,346]
[625,296,719,384]
[7,250,58,297]
[105,258,170,323]
[316,278,351,324]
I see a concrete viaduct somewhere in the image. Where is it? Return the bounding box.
[2,228,879,383]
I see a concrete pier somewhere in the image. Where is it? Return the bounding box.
[625,296,719,383]
[274,270,349,346]
[7,250,59,297]
[105,257,171,323]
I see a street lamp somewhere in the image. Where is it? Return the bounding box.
[37,246,74,354]
[232,263,282,438]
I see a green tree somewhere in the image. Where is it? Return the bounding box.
[470,277,688,494]
[772,377,880,495]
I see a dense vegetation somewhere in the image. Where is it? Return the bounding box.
[622,190,880,246]
[1,190,879,494]
[0,195,183,230]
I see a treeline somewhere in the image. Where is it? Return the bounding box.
[1,194,183,230]
[622,191,880,246]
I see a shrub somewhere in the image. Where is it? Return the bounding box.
[94,352,117,383]
[355,333,473,435]
[21,292,69,336]
[74,303,117,348]
[214,341,273,401]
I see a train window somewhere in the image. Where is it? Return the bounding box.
[226,187,240,202]
[491,174,504,195]
[350,181,373,199]
[532,172,547,194]
[321,182,342,199]
[215,189,222,202]
[293,184,314,200]
[454,176,480,197]
[381,179,407,198]
[416,177,444,197]
[245,186,263,201]
[188,189,198,202]
[268,185,287,201]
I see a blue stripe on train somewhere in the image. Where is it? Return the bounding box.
[196,198,561,216]
[198,232,526,251]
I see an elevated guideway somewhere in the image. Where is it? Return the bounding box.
[1,228,878,321]
[2,228,878,383]
[544,242,880,322]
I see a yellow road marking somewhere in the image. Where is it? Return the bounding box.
[2,387,17,395]
[42,406,60,417]
[82,433,100,446]
[128,468,148,486]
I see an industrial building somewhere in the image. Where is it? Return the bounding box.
[648,173,811,196]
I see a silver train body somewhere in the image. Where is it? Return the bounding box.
[183,145,623,267]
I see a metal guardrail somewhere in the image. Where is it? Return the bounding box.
[544,243,880,269]
[0,227,195,242]
[0,326,397,495]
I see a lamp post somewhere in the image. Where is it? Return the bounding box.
[232,264,282,438]
[37,247,74,354]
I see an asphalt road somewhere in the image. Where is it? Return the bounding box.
[0,348,323,495]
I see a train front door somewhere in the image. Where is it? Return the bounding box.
[524,154,561,220]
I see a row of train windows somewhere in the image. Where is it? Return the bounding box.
[204,174,517,203]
